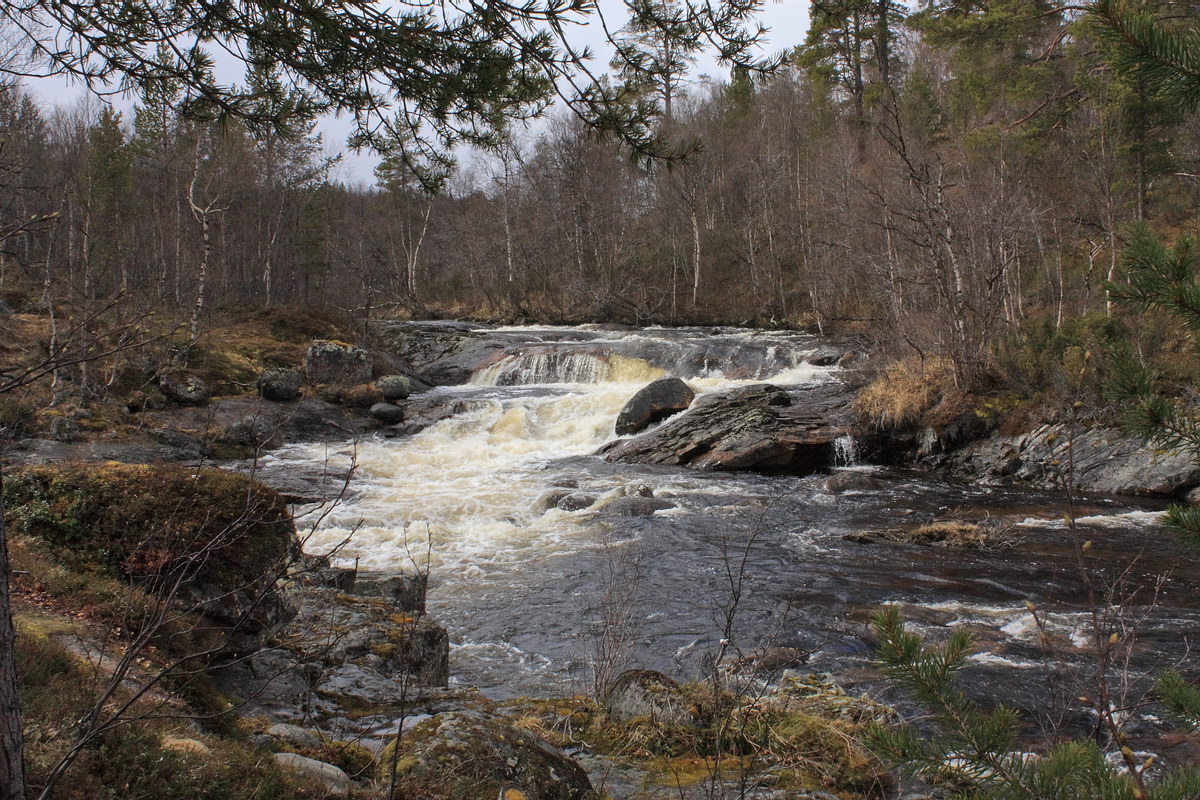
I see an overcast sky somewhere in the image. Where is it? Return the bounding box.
[25,0,809,185]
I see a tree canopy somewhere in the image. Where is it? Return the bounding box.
[0,0,777,186]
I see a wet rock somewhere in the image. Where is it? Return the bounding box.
[603,670,694,726]
[535,489,572,513]
[370,402,405,424]
[273,753,351,798]
[596,496,674,517]
[267,723,322,750]
[48,416,79,443]
[378,373,429,400]
[614,377,696,436]
[950,423,1200,496]
[385,710,593,800]
[352,572,427,613]
[825,471,884,493]
[602,383,850,473]
[556,492,597,512]
[157,369,209,405]
[806,346,850,367]
[365,321,506,385]
[305,340,372,388]
[257,368,302,401]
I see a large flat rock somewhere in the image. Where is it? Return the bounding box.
[600,383,850,473]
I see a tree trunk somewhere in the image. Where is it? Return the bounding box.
[0,466,27,800]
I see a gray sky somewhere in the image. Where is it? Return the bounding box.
[25,0,809,185]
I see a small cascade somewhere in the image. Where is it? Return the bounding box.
[473,350,663,386]
[833,434,860,468]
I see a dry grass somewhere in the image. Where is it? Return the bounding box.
[854,357,955,430]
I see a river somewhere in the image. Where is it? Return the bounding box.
[261,324,1200,739]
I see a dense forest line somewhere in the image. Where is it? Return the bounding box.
[1,1,1199,399]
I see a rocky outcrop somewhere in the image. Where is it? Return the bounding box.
[946,423,1200,497]
[614,377,695,435]
[305,340,372,388]
[214,567,449,728]
[366,321,505,385]
[385,710,594,800]
[601,383,849,473]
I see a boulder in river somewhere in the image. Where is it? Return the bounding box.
[602,383,850,473]
[305,340,372,388]
[381,710,594,800]
[614,377,695,436]
[370,402,405,424]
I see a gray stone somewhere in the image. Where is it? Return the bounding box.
[370,402,405,424]
[267,722,322,750]
[157,369,209,405]
[273,753,351,798]
[305,340,371,388]
[48,416,79,443]
[614,377,695,436]
[223,414,280,448]
[825,471,884,493]
[258,368,302,401]
[603,669,694,727]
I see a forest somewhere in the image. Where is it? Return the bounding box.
[1,1,1197,399]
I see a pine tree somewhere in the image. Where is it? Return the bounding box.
[865,607,1200,800]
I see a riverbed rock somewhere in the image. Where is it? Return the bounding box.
[615,377,695,436]
[257,368,302,401]
[370,402,405,424]
[556,492,597,512]
[384,710,594,800]
[825,471,885,493]
[305,340,372,388]
[949,423,1200,496]
[601,383,850,473]
[273,753,351,798]
[603,670,694,727]
[595,496,675,517]
[157,368,209,405]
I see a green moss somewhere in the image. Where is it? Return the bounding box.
[4,463,296,595]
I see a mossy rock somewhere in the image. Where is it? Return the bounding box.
[379,711,595,800]
[5,464,299,653]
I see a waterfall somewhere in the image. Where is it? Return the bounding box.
[473,351,663,386]
[834,434,859,468]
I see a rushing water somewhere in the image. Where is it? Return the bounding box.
[265,325,1200,735]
